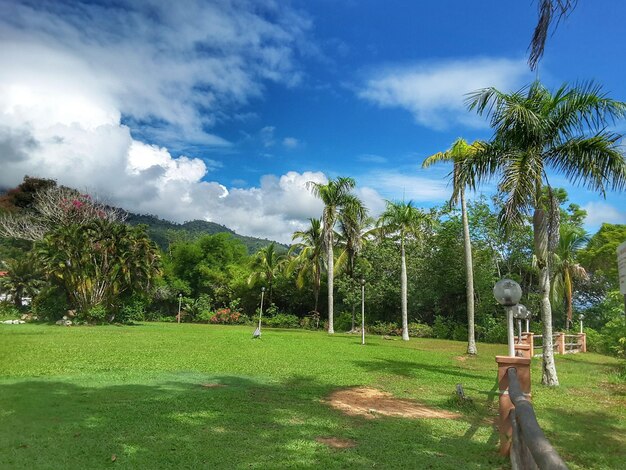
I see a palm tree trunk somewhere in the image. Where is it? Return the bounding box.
[565,270,573,329]
[401,236,409,341]
[461,189,477,355]
[327,229,334,334]
[534,208,559,386]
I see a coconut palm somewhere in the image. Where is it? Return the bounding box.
[288,218,325,313]
[336,200,371,330]
[308,177,361,334]
[377,200,431,341]
[528,0,577,70]
[464,80,626,385]
[247,242,283,304]
[550,225,589,328]
[423,138,480,355]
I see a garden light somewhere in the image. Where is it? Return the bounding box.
[361,278,365,345]
[178,293,183,324]
[579,314,584,334]
[493,279,522,357]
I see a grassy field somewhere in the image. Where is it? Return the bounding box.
[0,323,624,469]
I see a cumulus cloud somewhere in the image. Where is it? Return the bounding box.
[358,169,451,202]
[358,58,530,129]
[282,137,300,149]
[0,0,333,242]
[581,202,626,227]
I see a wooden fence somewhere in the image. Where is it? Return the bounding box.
[531,332,586,358]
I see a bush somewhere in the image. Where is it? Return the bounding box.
[368,321,401,336]
[264,313,299,328]
[0,302,21,320]
[407,322,433,338]
[334,312,354,332]
[300,313,321,330]
[452,323,468,342]
[84,304,108,323]
[599,317,626,358]
[118,297,148,323]
[432,316,454,339]
[31,287,68,321]
[584,327,602,353]
[209,307,245,324]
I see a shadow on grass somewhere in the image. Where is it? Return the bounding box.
[0,375,504,469]
[353,358,486,381]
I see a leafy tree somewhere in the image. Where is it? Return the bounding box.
[423,138,480,354]
[37,220,160,319]
[465,80,626,386]
[377,200,431,341]
[579,223,626,285]
[308,176,362,334]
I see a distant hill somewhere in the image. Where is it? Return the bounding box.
[0,177,286,255]
[125,212,286,254]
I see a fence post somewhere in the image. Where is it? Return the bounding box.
[523,332,534,353]
[495,356,531,455]
[556,332,566,355]
[578,333,587,353]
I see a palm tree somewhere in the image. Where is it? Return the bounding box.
[336,200,371,330]
[528,0,577,70]
[308,177,360,334]
[288,218,325,313]
[423,138,480,355]
[0,256,44,307]
[377,200,430,341]
[464,80,626,386]
[248,242,283,304]
[550,225,589,328]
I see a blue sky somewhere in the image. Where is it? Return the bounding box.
[0,0,624,242]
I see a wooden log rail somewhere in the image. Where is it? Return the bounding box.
[507,368,568,469]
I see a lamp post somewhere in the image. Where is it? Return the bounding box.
[512,304,530,345]
[177,293,183,324]
[493,279,523,357]
[579,314,584,334]
[361,278,365,345]
[253,287,265,339]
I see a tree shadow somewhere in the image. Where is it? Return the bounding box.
[0,375,505,469]
[353,358,487,381]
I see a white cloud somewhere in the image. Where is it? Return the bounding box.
[0,0,332,243]
[282,137,300,149]
[581,202,626,227]
[358,170,451,203]
[358,154,388,164]
[358,58,530,129]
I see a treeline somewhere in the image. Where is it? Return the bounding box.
[0,176,623,354]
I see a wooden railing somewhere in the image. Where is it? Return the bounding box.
[507,368,568,469]
[531,332,586,357]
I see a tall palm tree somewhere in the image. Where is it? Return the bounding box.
[464,80,626,386]
[248,242,283,304]
[336,200,371,330]
[288,218,325,313]
[550,225,589,328]
[528,0,577,70]
[423,138,480,355]
[308,177,360,334]
[377,200,431,341]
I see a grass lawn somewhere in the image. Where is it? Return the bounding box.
[1,323,624,469]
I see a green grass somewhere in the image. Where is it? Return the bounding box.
[0,323,624,469]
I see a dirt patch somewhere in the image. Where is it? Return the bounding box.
[200,383,225,389]
[455,355,468,362]
[326,387,460,420]
[316,437,357,449]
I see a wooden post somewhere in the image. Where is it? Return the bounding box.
[523,332,534,355]
[577,333,587,353]
[514,343,532,359]
[496,356,531,455]
[556,332,566,355]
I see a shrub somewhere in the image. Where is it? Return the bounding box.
[31,287,68,321]
[368,321,401,336]
[118,297,148,323]
[209,307,244,324]
[0,302,21,320]
[407,322,433,338]
[85,304,108,323]
[584,327,602,353]
[334,312,354,332]
[481,320,508,344]
[264,313,299,328]
[452,324,468,342]
[599,317,626,358]
[432,316,454,339]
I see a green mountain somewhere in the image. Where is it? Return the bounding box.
[125,212,286,254]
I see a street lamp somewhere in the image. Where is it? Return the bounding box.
[253,287,265,339]
[579,314,584,334]
[494,279,522,357]
[177,293,183,324]
[512,304,531,344]
[361,278,366,345]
